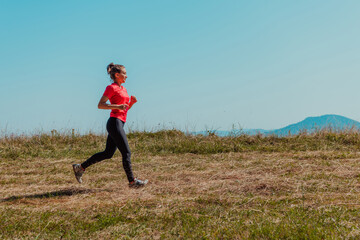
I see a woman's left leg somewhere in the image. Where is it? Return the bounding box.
[73,133,117,183]
[81,135,117,169]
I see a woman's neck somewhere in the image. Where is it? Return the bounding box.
[114,81,122,87]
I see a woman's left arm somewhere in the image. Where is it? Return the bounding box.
[128,96,137,110]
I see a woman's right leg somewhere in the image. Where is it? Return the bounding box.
[106,117,135,183]
[81,134,117,169]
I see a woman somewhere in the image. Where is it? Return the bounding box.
[72,63,147,188]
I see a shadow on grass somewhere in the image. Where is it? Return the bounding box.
[1,187,108,202]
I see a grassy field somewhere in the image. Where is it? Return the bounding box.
[2,130,360,239]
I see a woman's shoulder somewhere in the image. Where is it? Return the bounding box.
[105,83,117,89]
[105,83,127,92]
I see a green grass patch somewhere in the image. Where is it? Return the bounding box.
[1,198,360,239]
[2,129,360,160]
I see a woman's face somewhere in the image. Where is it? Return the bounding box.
[114,68,127,84]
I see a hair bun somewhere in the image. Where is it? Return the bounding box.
[106,63,125,82]
[107,63,115,74]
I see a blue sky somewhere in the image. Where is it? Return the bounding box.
[1,0,360,134]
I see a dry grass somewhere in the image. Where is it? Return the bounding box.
[2,130,360,239]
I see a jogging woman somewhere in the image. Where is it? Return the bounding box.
[72,63,147,188]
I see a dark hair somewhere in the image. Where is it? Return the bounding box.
[107,63,125,81]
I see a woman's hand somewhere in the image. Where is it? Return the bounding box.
[117,104,129,110]
[130,96,137,104]
[128,96,137,110]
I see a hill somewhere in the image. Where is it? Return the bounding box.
[268,114,360,136]
[196,114,360,136]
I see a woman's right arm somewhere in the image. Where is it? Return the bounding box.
[98,96,128,110]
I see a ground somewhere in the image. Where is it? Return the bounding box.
[2,131,360,239]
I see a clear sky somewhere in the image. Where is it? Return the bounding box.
[1,0,360,135]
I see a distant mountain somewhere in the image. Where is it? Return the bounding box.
[194,115,360,136]
[268,114,360,136]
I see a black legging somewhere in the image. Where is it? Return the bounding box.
[81,117,134,182]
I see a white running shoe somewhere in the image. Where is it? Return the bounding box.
[129,178,148,188]
[72,164,85,183]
